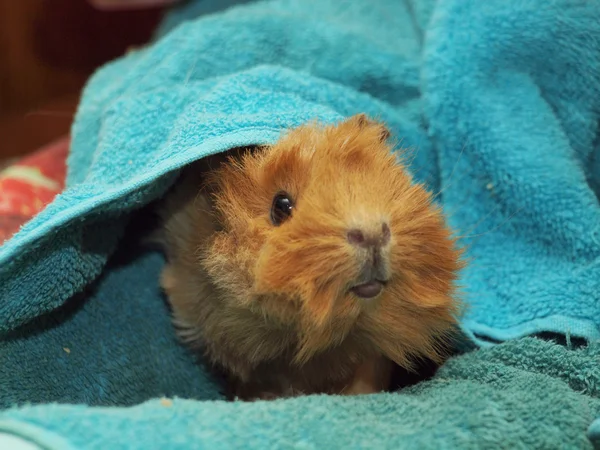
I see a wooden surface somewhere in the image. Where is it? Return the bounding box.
[0,0,165,160]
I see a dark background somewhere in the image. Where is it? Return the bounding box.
[0,0,167,161]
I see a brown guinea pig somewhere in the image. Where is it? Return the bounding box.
[158,114,463,400]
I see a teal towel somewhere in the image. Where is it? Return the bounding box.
[0,338,599,449]
[590,418,600,447]
[1,0,599,446]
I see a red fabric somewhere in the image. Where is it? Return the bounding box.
[0,136,69,244]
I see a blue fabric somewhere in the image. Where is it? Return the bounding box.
[1,0,600,446]
[0,338,599,449]
[589,418,600,448]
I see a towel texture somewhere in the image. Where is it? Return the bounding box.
[1,0,600,446]
[589,418,600,447]
[1,338,599,449]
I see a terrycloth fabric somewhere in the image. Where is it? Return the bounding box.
[0,232,223,407]
[1,338,599,449]
[589,419,600,448]
[1,0,600,446]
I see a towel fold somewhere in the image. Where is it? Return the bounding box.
[1,338,599,449]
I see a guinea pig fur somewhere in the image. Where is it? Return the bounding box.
[158,114,463,400]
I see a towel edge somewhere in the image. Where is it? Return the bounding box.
[461,315,600,347]
[0,127,284,265]
[0,420,76,450]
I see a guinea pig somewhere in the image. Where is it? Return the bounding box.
[158,114,463,400]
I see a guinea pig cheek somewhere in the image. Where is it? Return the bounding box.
[253,238,353,328]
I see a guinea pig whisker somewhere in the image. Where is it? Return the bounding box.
[429,139,472,202]
[184,56,200,86]
[455,205,524,242]
[431,168,475,203]
[439,184,478,220]
[445,138,470,184]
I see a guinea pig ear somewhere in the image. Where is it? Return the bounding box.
[350,113,391,143]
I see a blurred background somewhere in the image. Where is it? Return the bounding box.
[0,0,171,162]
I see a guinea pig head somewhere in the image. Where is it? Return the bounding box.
[204,114,463,365]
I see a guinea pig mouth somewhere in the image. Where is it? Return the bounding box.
[350,280,387,299]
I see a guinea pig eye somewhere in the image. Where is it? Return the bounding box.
[270,192,294,226]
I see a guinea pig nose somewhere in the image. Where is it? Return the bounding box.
[347,223,391,248]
